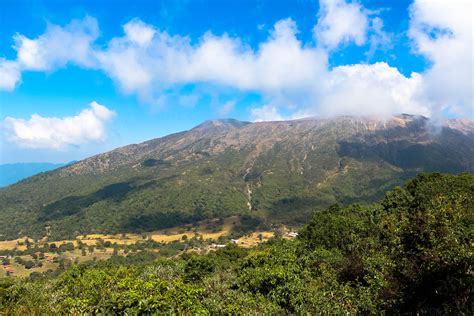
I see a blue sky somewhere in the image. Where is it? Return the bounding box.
[0,0,472,163]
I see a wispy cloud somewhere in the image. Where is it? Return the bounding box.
[218,100,236,116]
[0,58,21,91]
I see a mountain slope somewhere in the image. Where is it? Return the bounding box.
[0,162,66,187]
[0,114,473,240]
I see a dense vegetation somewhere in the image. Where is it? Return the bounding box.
[1,116,472,240]
[1,173,472,314]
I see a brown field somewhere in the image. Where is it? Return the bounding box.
[0,216,297,278]
[73,216,240,246]
[235,231,275,247]
[0,238,35,251]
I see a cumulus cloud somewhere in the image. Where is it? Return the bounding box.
[2,102,115,149]
[308,62,428,117]
[95,18,327,101]
[409,0,473,118]
[187,19,327,91]
[1,0,472,121]
[95,37,154,96]
[123,19,156,46]
[314,0,368,49]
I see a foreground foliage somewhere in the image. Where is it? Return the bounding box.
[1,173,472,314]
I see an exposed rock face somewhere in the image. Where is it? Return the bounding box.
[1,114,472,239]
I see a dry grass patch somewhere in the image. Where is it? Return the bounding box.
[0,237,34,251]
[234,231,275,248]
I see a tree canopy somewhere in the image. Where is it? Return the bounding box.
[1,173,472,314]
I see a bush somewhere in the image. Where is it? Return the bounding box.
[24,260,34,269]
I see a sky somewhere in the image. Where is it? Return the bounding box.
[0,0,472,164]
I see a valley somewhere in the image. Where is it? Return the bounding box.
[1,172,472,314]
[0,216,286,278]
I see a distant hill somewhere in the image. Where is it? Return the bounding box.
[0,162,66,187]
[0,114,472,240]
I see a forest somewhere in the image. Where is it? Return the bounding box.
[0,172,472,314]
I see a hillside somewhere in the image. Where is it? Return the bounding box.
[0,114,473,240]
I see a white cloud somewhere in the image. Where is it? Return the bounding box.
[314,0,368,49]
[95,18,327,101]
[13,16,98,71]
[123,19,156,46]
[1,1,472,121]
[198,18,327,91]
[2,101,115,149]
[95,40,153,96]
[409,0,473,118]
[250,104,285,122]
[0,59,21,91]
[314,62,428,117]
